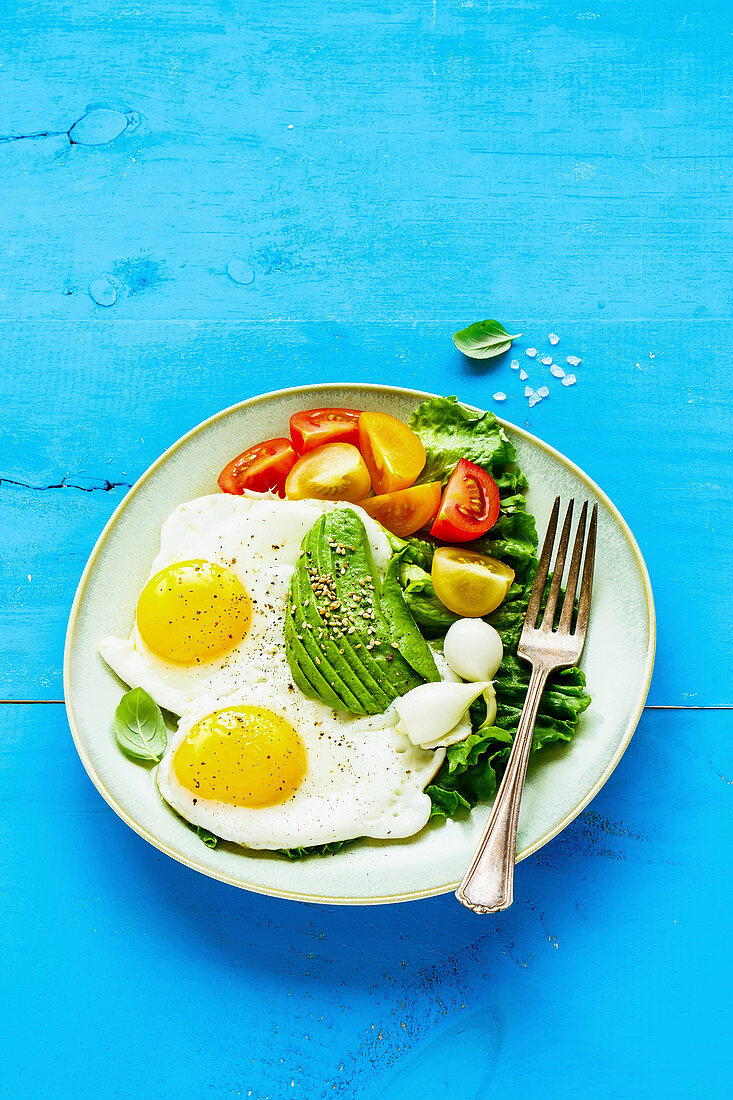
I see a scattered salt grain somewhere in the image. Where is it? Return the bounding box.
[566,355,581,367]
[549,333,559,345]
[519,368,528,380]
[524,385,533,397]
[550,364,565,378]
[528,393,542,407]
[537,386,549,397]
[493,391,506,402]
[510,359,519,370]
[562,374,577,386]
[540,355,553,365]
[525,348,537,358]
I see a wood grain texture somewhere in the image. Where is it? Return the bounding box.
[2,320,731,704]
[1,0,732,321]
[2,0,732,1096]
[1,705,729,1098]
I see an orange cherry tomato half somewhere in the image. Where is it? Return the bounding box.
[289,407,362,454]
[284,442,371,502]
[359,482,442,538]
[429,459,501,543]
[357,412,426,495]
[218,438,297,497]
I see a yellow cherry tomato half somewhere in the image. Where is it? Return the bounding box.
[359,481,442,537]
[432,546,515,618]
[357,412,426,495]
[284,442,371,502]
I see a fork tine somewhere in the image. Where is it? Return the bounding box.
[524,496,560,629]
[575,503,598,638]
[540,499,574,630]
[558,501,588,632]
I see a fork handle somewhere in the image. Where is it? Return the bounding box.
[455,665,549,913]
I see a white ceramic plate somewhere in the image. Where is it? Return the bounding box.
[64,384,655,905]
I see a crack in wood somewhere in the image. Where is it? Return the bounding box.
[0,106,137,146]
[0,477,132,493]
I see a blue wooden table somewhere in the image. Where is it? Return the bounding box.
[2,2,731,1097]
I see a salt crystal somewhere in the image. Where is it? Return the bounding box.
[549,333,559,345]
[510,359,519,370]
[537,386,549,397]
[566,355,581,367]
[528,393,542,407]
[493,391,506,402]
[526,348,537,358]
[519,368,528,380]
[550,364,565,378]
[524,385,533,397]
[540,355,552,365]
[562,374,577,386]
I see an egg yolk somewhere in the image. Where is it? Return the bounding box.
[172,705,307,808]
[136,559,251,665]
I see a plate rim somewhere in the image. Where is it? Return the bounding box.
[63,382,656,905]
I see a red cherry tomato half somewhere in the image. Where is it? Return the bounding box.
[289,407,363,454]
[429,459,501,543]
[217,438,297,497]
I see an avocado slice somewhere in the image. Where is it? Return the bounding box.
[285,507,435,714]
[321,510,424,698]
[303,518,393,712]
[380,552,441,683]
[291,548,376,713]
[283,613,346,712]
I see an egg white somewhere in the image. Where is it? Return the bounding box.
[99,493,392,718]
[100,490,484,849]
[156,683,446,849]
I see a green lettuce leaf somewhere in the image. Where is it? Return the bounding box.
[278,840,351,860]
[404,395,591,820]
[410,396,517,487]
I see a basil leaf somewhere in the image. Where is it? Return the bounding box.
[113,687,167,763]
[452,319,521,360]
[197,826,219,849]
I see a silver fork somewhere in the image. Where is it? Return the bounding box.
[456,497,598,914]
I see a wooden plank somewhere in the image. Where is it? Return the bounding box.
[1,1,731,322]
[1,703,729,1096]
[1,319,731,703]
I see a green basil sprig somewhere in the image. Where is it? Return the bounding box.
[452,319,522,360]
[113,687,167,763]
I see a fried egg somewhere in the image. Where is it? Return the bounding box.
[156,682,445,848]
[99,493,392,717]
[101,491,473,850]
